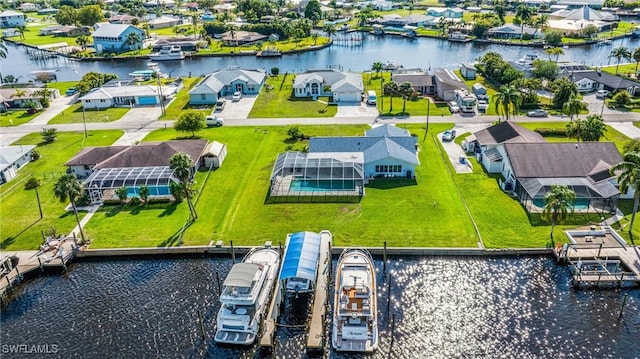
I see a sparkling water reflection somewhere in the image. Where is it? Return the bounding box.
[1,256,638,358]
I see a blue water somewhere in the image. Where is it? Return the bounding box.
[533,198,591,210]
[126,185,171,197]
[290,179,356,192]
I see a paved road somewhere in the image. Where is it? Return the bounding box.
[2,102,640,146]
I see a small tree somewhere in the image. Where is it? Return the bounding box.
[623,138,640,154]
[170,153,198,220]
[41,128,58,143]
[24,177,41,190]
[53,174,86,242]
[581,115,606,142]
[287,126,303,141]
[115,186,128,205]
[613,91,631,107]
[271,67,279,76]
[139,185,150,205]
[541,184,576,242]
[31,149,41,161]
[174,111,205,137]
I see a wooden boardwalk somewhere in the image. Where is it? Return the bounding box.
[558,226,640,287]
[0,238,77,298]
[306,230,332,350]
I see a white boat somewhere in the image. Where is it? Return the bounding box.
[148,45,185,61]
[332,249,378,353]
[214,247,280,345]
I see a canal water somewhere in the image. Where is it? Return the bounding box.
[3,34,640,82]
[1,256,638,358]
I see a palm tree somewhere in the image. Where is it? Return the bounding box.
[323,24,336,39]
[493,85,522,121]
[226,24,239,46]
[581,114,607,141]
[383,80,399,112]
[544,47,564,62]
[76,35,89,51]
[371,62,384,78]
[142,23,151,38]
[0,40,6,59]
[563,93,582,121]
[53,174,86,242]
[399,81,413,113]
[191,13,198,39]
[609,47,631,74]
[170,153,198,220]
[494,0,506,24]
[610,152,640,235]
[126,31,142,52]
[515,4,534,41]
[565,119,583,141]
[311,32,318,45]
[115,186,128,205]
[531,14,548,39]
[632,47,640,74]
[139,185,150,205]
[541,184,576,242]
[16,24,26,40]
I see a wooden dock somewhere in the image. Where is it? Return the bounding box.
[259,244,283,349]
[306,230,332,350]
[0,237,77,299]
[557,226,640,287]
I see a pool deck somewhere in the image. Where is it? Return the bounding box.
[270,176,364,197]
[556,226,640,287]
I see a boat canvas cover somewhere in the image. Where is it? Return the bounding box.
[224,263,260,287]
[279,231,322,282]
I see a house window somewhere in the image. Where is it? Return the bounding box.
[100,99,105,102]
[201,94,206,100]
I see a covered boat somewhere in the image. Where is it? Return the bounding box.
[279,231,321,293]
[332,249,378,353]
[215,247,280,345]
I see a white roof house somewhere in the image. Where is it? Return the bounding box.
[189,67,266,104]
[0,145,36,184]
[293,69,364,102]
[148,16,181,29]
[79,84,179,109]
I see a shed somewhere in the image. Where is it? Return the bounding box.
[472,83,487,99]
[202,141,227,168]
[279,231,322,292]
[460,63,477,80]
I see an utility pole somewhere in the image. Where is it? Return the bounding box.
[423,98,430,142]
[82,106,87,138]
[380,78,385,113]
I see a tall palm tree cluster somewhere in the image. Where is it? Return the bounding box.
[608,46,640,75]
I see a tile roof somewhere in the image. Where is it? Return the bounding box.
[190,68,266,94]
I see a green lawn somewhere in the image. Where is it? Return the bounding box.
[0,110,40,127]
[516,121,630,152]
[85,124,479,248]
[161,77,208,121]
[7,24,80,47]
[0,130,124,251]
[249,75,338,118]
[45,81,79,95]
[48,103,130,124]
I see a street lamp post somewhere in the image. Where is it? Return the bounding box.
[380,78,385,113]
[423,97,430,142]
[82,106,87,138]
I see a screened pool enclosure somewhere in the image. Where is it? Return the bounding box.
[269,152,365,201]
[85,166,178,203]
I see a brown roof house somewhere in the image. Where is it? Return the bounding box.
[392,71,435,95]
[65,140,226,203]
[469,122,624,214]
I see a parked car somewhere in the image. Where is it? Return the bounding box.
[232,91,242,101]
[442,130,456,141]
[477,99,488,112]
[215,99,226,112]
[449,101,460,113]
[595,90,610,99]
[206,115,224,127]
[527,109,548,117]
[65,87,77,96]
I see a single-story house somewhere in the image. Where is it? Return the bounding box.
[152,40,198,52]
[40,25,64,35]
[19,3,39,12]
[432,67,468,101]
[268,124,419,198]
[143,0,176,8]
[0,145,36,184]
[220,30,267,46]
[556,0,605,9]
[460,63,476,80]
[370,0,395,11]
[66,140,224,203]
[487,24,541,39]
[293,69,364,102]
[148,16,181,29]
[391,71,435,95]
[547,18,610,34]
[426,7,463,18]
[79,83,179,109]
[109,14,137,24]
[550,5,615,21]
[189,67,266,105]
[0,86,57,110]
[37,8,59,15]
[558,70,640,95]
[51,25,91,37]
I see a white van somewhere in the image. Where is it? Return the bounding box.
[206,115,224,127]
[366,90,377,105]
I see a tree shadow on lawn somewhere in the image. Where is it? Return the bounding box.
[157,219,193,247]
[0,218,41,249]
[159,202,178,217]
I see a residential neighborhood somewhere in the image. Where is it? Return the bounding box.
[1,0,640,356]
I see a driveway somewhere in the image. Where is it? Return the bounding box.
[335,101,379,118]
[218,95,257,120]
[438,123,491,174]
[582,93,623,117]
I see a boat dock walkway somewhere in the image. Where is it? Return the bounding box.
[306,230,332,350]
[0,237,77,299]
[556,226,640,287]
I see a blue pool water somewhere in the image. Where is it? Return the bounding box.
[126,186,171,197]
[533,198,591,210]
[290,180,356,192]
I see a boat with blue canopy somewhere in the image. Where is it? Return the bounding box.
[279,231,322,293]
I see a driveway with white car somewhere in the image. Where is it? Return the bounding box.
[438,123,491,174]
[220,95,257,119]
[336,101,379,118]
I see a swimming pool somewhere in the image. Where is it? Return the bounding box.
[289,179,356,192]
[126,186,171,197]
[533,198,590,210]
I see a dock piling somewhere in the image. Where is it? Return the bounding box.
[38,257,43,273]
[618,293,628,321]
[386,273,392,322]
[383,241,387,274]
[215,271,222,294]
[197,310,206,340]
[230,241,235,264]
[387,313,396,359]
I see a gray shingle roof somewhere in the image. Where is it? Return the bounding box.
[309,136,419,165]
[365,124,410,137]
[392,72,433,87]
[95,140,208,169]
[474,121,545,145]
[190,68,266,95]
[293,70,363,92]
[65,146,130,166]
[504,142,621,178]
[558,70,640,91]
[432,68,467,89]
